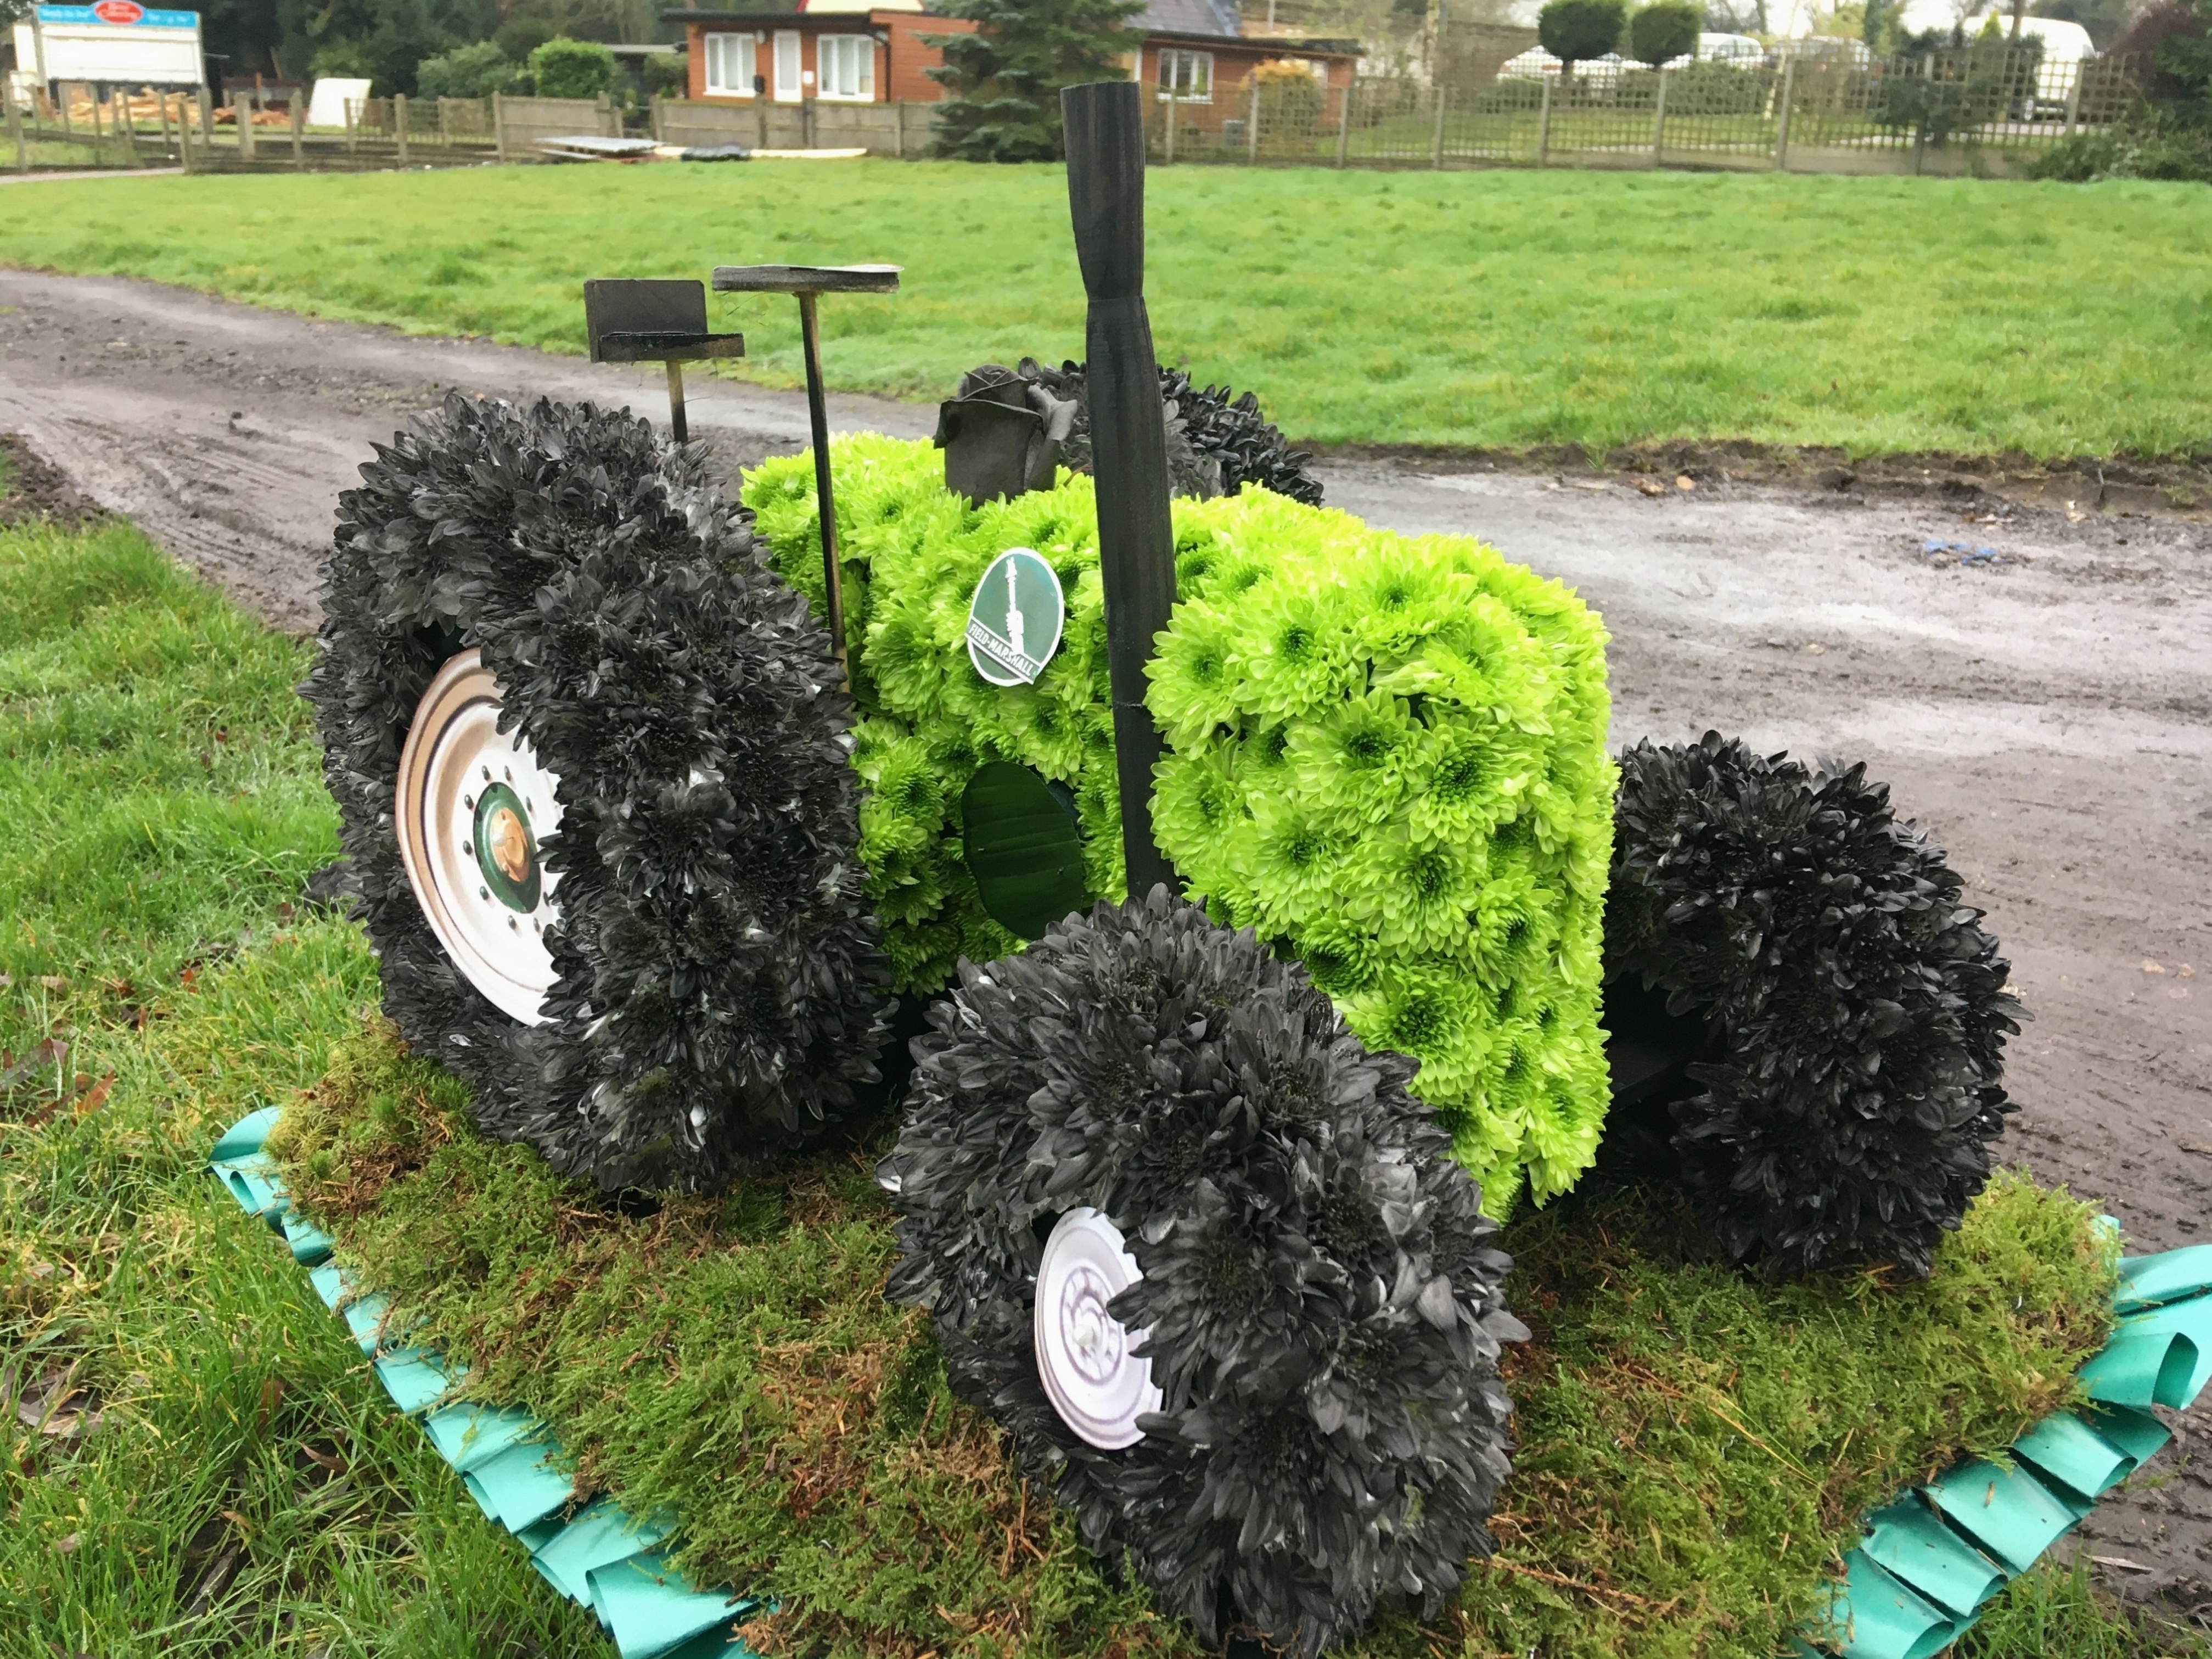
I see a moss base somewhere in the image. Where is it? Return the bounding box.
[270,1019,2116,1659]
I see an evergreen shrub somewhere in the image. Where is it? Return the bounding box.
[414,38,520,101]
[744,436,1615,1212]
[527,36,616,100]
[1539,0,1630,71]
[1628,1,1700,65]
[924,0,1146,161]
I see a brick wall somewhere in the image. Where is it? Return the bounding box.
[882,13,973,102]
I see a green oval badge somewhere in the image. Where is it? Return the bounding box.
[966,547,1065,687]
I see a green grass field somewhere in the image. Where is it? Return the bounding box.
[2,162,2207,458]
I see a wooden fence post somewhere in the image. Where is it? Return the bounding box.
[1163,87,1176,163]
[198,85,213,148]
[8,96,24,173]
[291,91,304,166]
[597,91,615,137]
[155,85,171,153]
[2062,64,2081,135]
[177,94,194,173]
[394,93,409,165]
[1772,53,1795,170]
[1248,75,1262,161]
[1650,64,1669,166]
[894,98,906,156]
[493,90,506,160]
[1431,81,1447,167]
[1335,80,1352,166]
[1536,72,1552,165]
[235,94,255,162]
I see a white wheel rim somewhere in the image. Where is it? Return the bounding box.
[394,649,563,1026]
[1035,1207,1160,1450]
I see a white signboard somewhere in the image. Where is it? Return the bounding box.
[15,5,205,87]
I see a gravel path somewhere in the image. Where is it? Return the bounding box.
[4,268,2205,1618]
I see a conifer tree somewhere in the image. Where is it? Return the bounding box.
[925,0,1145,162]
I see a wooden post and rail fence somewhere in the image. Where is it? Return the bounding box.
[0,45,2144,179]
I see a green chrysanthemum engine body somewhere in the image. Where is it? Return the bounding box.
[745,436,1615,1212]
[748,434,1127,987]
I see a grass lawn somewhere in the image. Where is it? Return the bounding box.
[2,162,2207,459]
[0,502,608,1656]
[0,464,2200,1657]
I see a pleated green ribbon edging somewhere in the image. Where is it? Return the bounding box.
[208,1108,757,1659]
[1797,1241,2212,1659]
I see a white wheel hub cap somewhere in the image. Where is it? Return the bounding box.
[395,649,563,1025]
[1035,1207,1161,1450]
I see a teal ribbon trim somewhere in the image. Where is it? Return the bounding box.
[209,1109,756,1659]
[1802,1241,2211,1659]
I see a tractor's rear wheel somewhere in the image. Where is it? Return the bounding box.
[308,393,894,1192]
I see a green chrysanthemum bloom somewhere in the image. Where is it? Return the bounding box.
[1148,601,1244,752]
[1461,860,1558,993]
[1344,830,1490,958]
[1287,690,1425,831]
[1343,542,1465,662]
[1229,578,1365,724]
[1406,724,1539,849]
[1152,748,1249,885]
[1284,911,1388,1001]
[1244,790,1352,932]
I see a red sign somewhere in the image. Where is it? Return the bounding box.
[92,0,145,21]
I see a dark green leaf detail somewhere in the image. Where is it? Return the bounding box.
[961,761,1088,941]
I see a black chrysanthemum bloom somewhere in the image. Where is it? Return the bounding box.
[880,888,1523,1657]
[1606,732,2024,1279]
[1011,358,1326,506]
[307,391,894,1191]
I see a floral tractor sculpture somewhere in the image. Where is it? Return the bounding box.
[300,81,2040,1659]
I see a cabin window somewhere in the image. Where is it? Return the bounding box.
[818,34,875,100]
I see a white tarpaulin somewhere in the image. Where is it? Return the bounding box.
[13,4,204,87]
[304,76,370,128]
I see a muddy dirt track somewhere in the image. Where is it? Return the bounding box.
[3,269,2207,1617]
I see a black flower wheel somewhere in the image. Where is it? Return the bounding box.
[1606,732,2024,1278]
[306,393,893,1192]
[880,888,1524,1657]
[968,358,1325,505]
